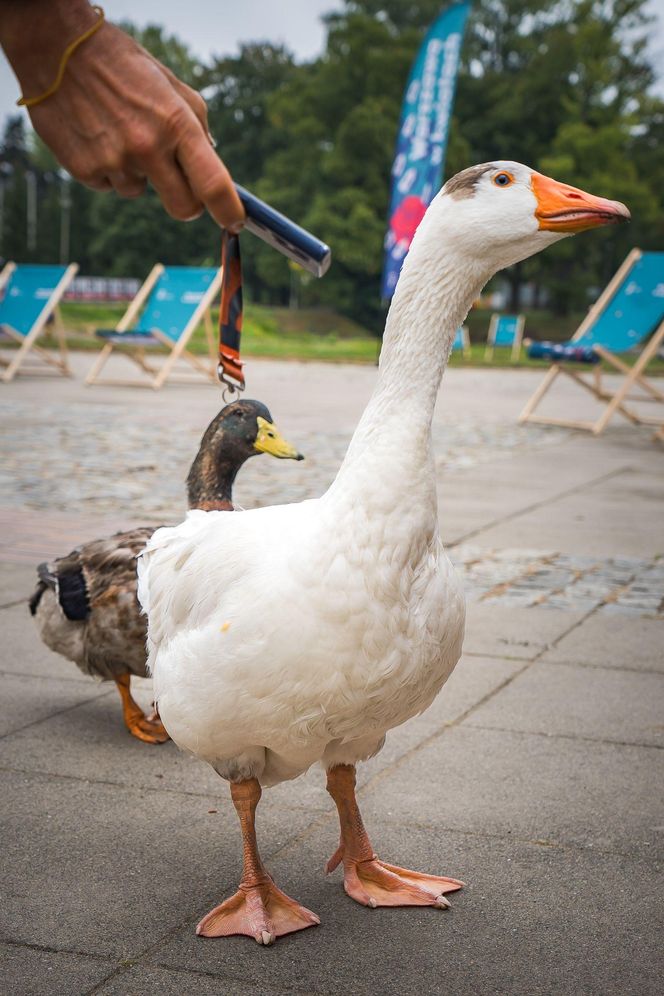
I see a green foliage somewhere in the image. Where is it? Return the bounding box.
[0,0,662,324]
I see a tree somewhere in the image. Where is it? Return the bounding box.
[1,1,661,324]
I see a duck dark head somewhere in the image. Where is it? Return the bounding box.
[186,400,303,512]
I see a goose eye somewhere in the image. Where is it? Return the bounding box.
[493,172,514,188]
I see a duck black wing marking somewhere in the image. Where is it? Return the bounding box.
[29,563,55,616]
[30,550,90,621]
[29,527,155,622]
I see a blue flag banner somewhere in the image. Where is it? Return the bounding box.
[381,2,471,299]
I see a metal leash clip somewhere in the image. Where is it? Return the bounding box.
[217,358,245,402]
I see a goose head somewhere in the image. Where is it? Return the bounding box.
[186,399,303,511]
[424,161,630,277]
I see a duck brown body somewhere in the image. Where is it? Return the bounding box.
[30,526,154,681]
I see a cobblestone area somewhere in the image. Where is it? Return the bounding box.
[1,399,570,519]
[452,546,664,617]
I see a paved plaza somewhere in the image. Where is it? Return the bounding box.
[1,353,663,995]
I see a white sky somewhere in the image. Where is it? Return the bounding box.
[1,0,662,131]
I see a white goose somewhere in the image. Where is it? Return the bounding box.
[138,162,628,944]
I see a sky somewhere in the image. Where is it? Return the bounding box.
[1,0,662,130]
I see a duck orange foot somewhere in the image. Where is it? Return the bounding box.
[327,847,464,909]
[126,707,170,745]
[196,879,320,944]
[114,674,170,745]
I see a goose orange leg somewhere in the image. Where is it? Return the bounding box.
[325,764,463,909]
[114,673,169,744]
[197,778,320,945]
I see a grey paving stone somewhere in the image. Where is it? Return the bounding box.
[149,824,662,996]
[0,601,94,681]
[541,613,664,671]
[0,673,111,738]
[462,602,584,660]
[94,964,274,996]
[0,943,114,996]
[0,769,320,960]
[358,725,664,857]
[2,363,663,994]
[465,660,664,747]
[0,562,36,607]
[357,654,524,781]
[473,475,664,558]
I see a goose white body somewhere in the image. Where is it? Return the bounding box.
[138,161,591,789]
[140,486,463,785]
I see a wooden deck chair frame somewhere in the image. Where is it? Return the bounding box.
[1,262,78,382]
[84,264,223,389]
[484,313,525,362]
[519,249,664,435]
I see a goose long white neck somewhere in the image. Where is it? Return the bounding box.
[327,206,492,506]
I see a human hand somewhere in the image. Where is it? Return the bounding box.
[1,2,245,230]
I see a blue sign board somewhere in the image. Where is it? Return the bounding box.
[381,3,471,298]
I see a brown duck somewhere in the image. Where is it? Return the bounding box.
[29,400,303,744]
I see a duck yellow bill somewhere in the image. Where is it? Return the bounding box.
[254,416,304,460]
[532,173,630,233]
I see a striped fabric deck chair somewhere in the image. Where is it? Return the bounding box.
[0,262,78,382]
[85,264,223,389]
[519,249,664,435]
[484,313,525,361]
[452,325,471,358]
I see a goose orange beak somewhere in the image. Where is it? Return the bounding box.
[532,173,630,233]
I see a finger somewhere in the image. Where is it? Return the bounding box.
[177,85,210,137]
[146,156,204,221]
[176,126,245,232]
[107,171,148,199]
[172,78,210,135]
[150,58,210,137]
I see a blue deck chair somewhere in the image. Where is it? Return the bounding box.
[451,325,471,358]
[519,249,664,435]
[85,264,223,389]
[0,262,78,382]
[485,313,525,361]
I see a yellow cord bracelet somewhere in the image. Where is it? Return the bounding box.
[17,6,105,109]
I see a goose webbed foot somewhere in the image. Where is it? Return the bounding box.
[114,674,170,745]
[329,852,463,908]
[199,778,319,944]
[197,878,320,944]
[326,764,464,909]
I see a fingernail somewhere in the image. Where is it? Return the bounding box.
[207,131,217,148]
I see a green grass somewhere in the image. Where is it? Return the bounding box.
[31,301,664,373]
[55,301,380,364]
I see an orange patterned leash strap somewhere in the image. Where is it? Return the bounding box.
[217,231,245,395]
